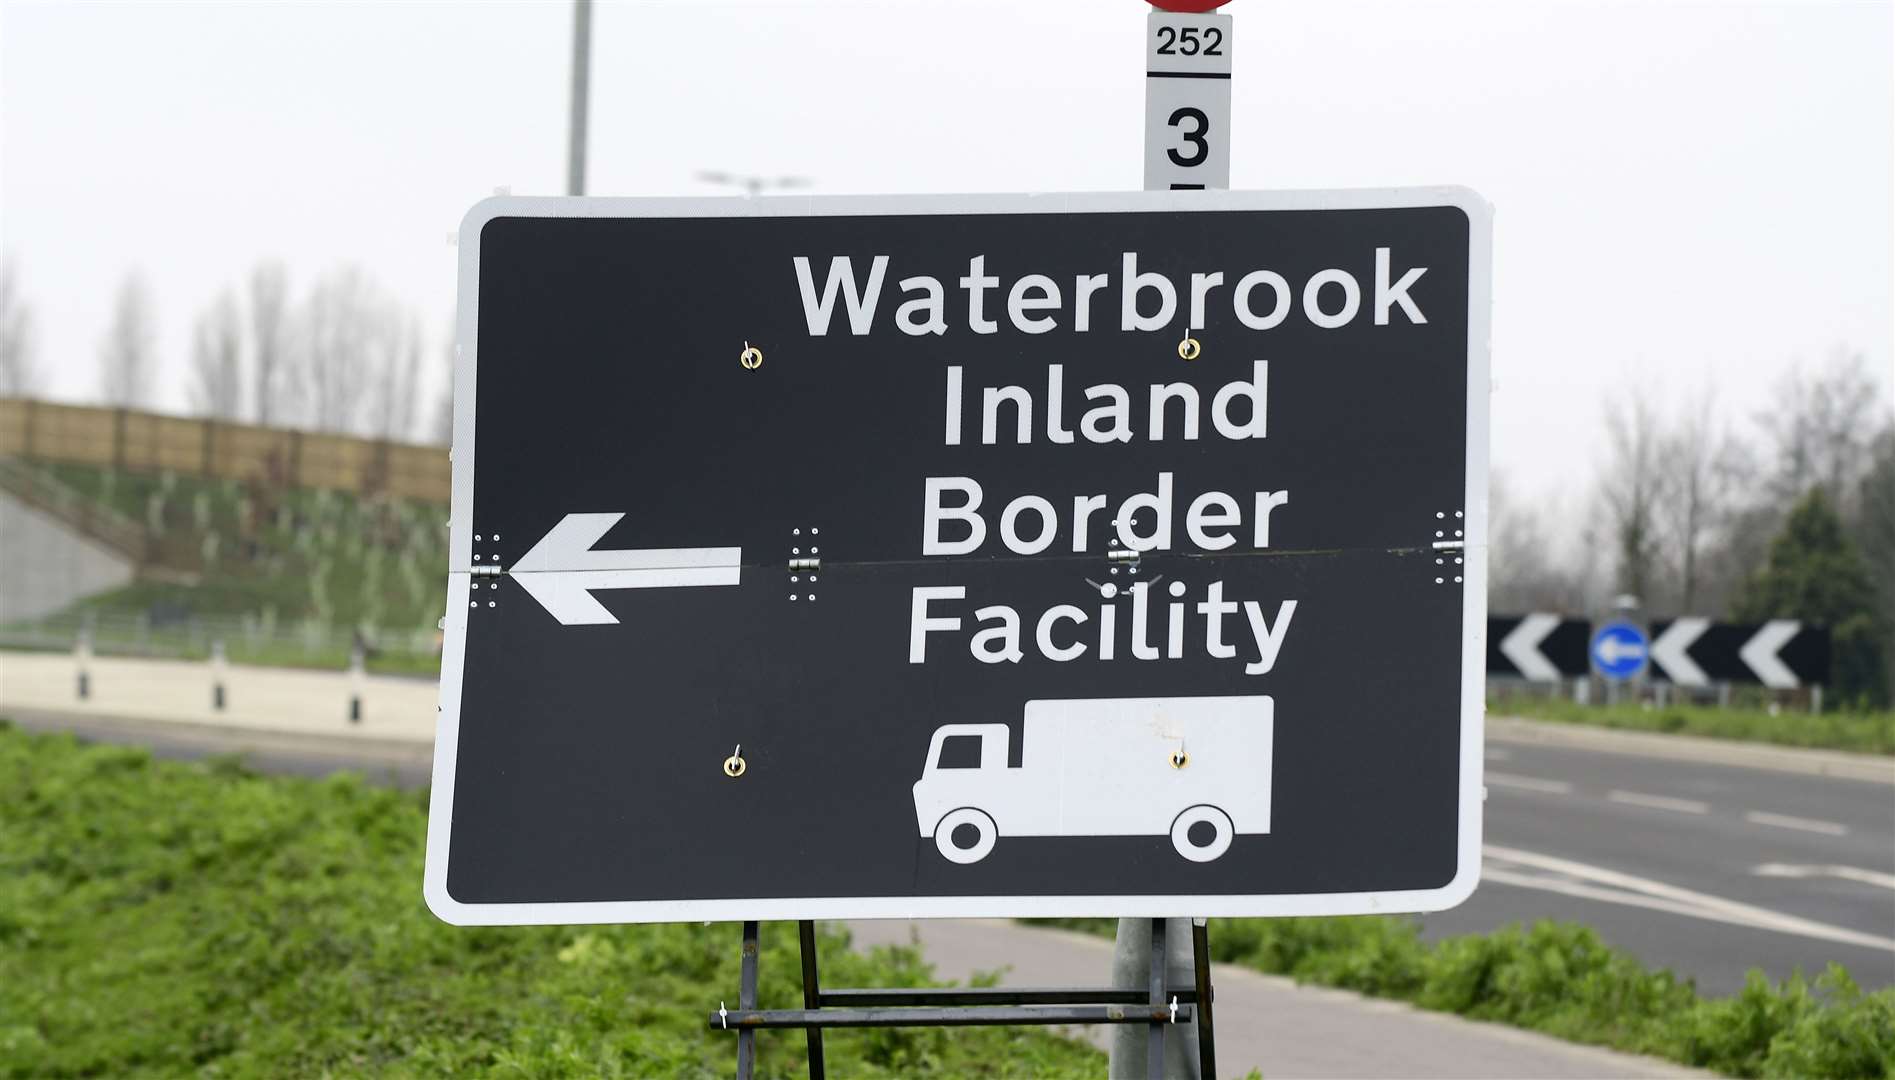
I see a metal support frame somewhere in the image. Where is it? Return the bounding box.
[736,921,759,1076]
[711,919,1216,1080]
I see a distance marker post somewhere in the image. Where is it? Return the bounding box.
[75,627,91,701]
[211,639,227,712]
[1144,3,1233,191]
[347,644,365,724]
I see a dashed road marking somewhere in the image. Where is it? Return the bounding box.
[1608,789,1709,815]
[1752,863,1895,890]
[1485,772,1572,795]
[1745,811,1849,836]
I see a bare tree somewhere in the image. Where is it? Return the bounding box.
[99,272,156,408]
[303,266,376,434]
[1490,473,1597,614]
[1596,393,1667,607]
[0,257,37,396]
[189,290,245,420]
[1757,349,1886,515]
[366,307,423,441]
[1657,391,1749,613]
[431,318,455,445]
[249,261,294,426]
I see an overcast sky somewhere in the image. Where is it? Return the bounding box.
[2,0,1890,516]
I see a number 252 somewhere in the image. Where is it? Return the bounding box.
[1155,26,1224,55]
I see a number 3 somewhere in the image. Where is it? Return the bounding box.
[1167,107,1209,167]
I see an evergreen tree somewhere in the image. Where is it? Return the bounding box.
[1734,488,1887,707]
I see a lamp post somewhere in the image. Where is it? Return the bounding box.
[567,0,592,196]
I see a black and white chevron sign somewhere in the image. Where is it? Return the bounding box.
[1487,614,1592,681]
[1647,619,1830,688]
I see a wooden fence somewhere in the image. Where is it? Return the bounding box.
[0,398,450,502]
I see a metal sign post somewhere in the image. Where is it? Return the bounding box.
[1132,3,1232,1073]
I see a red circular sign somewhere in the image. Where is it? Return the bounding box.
[1148,0,1232,11]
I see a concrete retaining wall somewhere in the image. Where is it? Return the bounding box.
[0,491,135,621]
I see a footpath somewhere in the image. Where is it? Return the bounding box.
[0,650,435,741]
[849,919,1705,1079]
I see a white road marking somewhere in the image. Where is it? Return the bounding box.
[1752,864,1895,891]
[1485,772,1571,795]
[1607,789,1709,815]
[1745,811,1849,836]
[1482,844,1895,953]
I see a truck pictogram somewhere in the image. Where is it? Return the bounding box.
[912,695,1274,864]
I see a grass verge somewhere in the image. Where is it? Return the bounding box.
[0,724,1100,1078]
[1497,699,1895,755]
[1032,917,1895,1079]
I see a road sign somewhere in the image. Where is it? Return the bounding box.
[1144,8,1232,190]
[1590,621,1649,681]
[1649,618,1828,688]
[1487,613,1590,681]
[426,188,1492,925]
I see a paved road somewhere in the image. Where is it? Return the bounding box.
[7,709,435,786]
[1449,733,1895,994]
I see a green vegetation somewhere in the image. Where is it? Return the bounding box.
[43,460,450,631]
[1735,488,1890,709]
[1497,700,1895,755]
[0,724,1099,1078]
[1033,918,1895,1079]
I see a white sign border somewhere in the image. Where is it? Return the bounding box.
[427,187,1493,926]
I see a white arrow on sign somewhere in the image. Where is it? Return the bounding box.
[1740,619,1802,689]
[1594,636,1646,666]
[1650,616,1710,687]
[507,512,741,626]
[1499,613,1562,682]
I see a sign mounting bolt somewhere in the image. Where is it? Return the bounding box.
[723,745,747,778]
[1177,333,1201,361]
[739,342,763,370]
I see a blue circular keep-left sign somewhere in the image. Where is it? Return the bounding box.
[1590,621,1649,681]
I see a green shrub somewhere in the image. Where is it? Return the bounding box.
[0,725,1098,1078]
